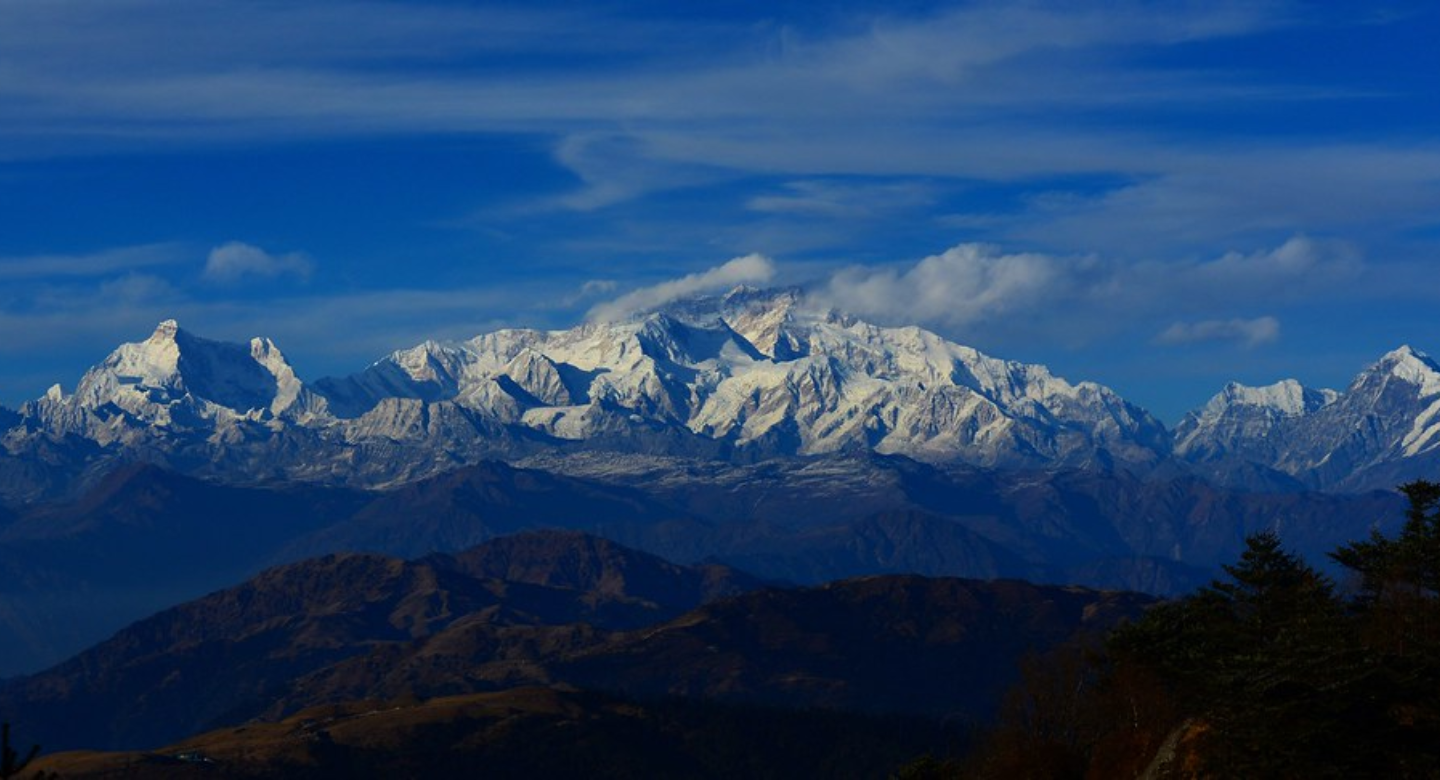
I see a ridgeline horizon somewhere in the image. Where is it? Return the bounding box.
[3,287,1439,500]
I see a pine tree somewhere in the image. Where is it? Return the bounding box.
[1109,533,1359,777]
[1330,480,1440,777]
[1333,479,1440,652]
[0,723,39,780]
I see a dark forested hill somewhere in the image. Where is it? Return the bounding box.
[0,532,1147,754]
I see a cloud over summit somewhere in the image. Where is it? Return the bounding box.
[808,235,1359,348]
[818,244,1071,329]
[587,254,776,322]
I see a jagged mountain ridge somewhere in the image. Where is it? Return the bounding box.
[1175,378,1340,461]
[3,287,1440,496]
[21,319,324,438]
[1175,346,1440,490]
[0,288,1170,500]
[313,287,1168,469]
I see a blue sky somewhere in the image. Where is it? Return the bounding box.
[2,1,1440,421]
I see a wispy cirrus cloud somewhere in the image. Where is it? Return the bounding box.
[0,2,1276,131]
[1156,317,1281,348]
[3,0,1436,261]
[0,4,1294,196]
[1192,235,1363,293]
[1012,150,1440,256]
[746,180,938,220]
[0,243,185,281]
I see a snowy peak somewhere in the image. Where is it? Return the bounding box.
[1360,345,1440,395]
[313,339,471,417]
[26,291,1440,496]
[69,320,308,421]
[109,319,184,386]
[500,349,577,407]
[248,336,306,415]
[1172,345,1440,488]
[153,318,179,337]
[390,340,465,387]
[1379,343,1429,364]
[1173,378,1337,463]
[1209,379,1337,418]
[1326,345,1440,465]
[303,288,1167,468]
[640,285,810,360]
[717,287,809,360]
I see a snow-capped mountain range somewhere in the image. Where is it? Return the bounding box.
[1175,345,1440,491]
[3,287,1439,499]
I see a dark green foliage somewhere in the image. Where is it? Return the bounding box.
[1176,535,1364,776]
[0,723,38,780]
[1334,480,1440,596]
[1111,528,1436,777]
[1329,480,1440,777]
[963,489,1440,779]
[1333,480,1440,652]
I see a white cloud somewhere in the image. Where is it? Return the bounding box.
[812,236,1361,346]
[1155,316,1281,348]
[1195,235,1362,289]
[819,244,1074,329]
[587,254,776,322]
[203,242,313,284]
